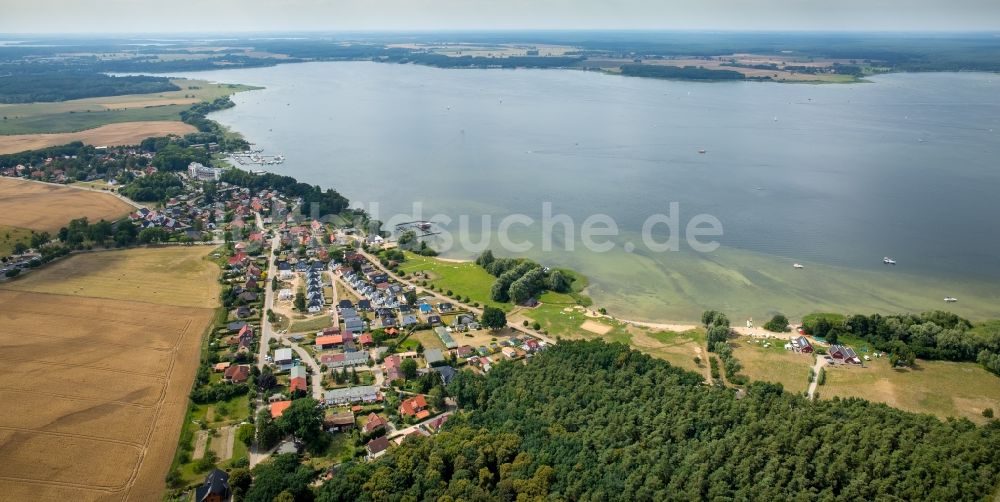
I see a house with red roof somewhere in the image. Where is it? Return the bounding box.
[289,366,308,393]
[224,364,250,383]
[227,252,249,268]
[270,400,292,418]
[363,413,387,434]
[384,355,402,381]
[399,395,428,418]
[315,334,343,350]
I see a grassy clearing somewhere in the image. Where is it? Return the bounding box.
[412,329,447,351]
[0,224,34,256]
[289,315,332,333]
[628,327,706,374]
[730,338,814,393]
[3,246,221,308]
[398,252,509,309]
[821,357,1000,423]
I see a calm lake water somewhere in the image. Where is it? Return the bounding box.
[165,62,1000,321]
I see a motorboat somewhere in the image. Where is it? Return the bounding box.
[883,257,897,265]
[944,297,958,303]
[793,263,804,269]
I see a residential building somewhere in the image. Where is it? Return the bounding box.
[193,468,230,502]
[399,394,428,418]
[323,385,380,406]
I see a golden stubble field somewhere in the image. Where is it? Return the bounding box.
[0,121,197,155]
[0,246,220,501]
[0,178,135,233]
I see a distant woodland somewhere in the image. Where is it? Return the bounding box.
[0,69,178,103]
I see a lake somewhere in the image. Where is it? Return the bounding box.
[165,62,1000,322]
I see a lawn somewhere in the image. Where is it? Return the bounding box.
[730,338,815,393]
[0,224,34,256]
[398,252,509,309]
[821,357,1000,423]
[412,329,447,351]
[290,315,333,333]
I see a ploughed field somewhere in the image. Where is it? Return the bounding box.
[0,246,219,501]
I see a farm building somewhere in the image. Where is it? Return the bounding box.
[791,336,813,353]
[829,345,862,364]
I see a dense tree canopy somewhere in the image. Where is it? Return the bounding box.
[317,340,1000,501]
[0,69,178,103]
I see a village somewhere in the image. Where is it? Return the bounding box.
[0,151,990,501]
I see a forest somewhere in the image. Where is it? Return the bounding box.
[620,64,746,80]
[314,340,1000,501]
[0,68,178,103]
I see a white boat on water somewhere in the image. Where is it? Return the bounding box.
[944,297,958,303]
[793,263,804,269]
[698,149,707,154]
[883,257,897,265]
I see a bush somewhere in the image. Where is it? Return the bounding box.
[764,314,790,333]
[984,408,995,419]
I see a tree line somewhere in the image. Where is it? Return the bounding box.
[0,68,178,103]
[620,64,746,81]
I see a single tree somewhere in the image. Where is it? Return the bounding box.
[481,306,507,330]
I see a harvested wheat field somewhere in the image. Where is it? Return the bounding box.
[0,178,135,232]
[0,121,197,155]
[0,246,219,501]
[3,246,220,307]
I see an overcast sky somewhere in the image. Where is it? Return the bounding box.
[2,0,999,33]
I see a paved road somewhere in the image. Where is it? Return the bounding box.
[279,338,325,400]
[256,215,280,371]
